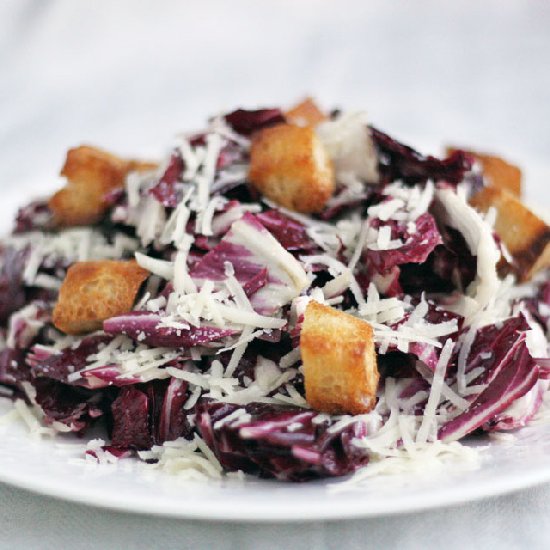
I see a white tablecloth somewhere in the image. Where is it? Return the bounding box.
[1,1,549,548]
[1,482,550,550]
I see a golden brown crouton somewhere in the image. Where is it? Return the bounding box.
[447,146,522,197]
[285,97,328,127]
[52,260,149,335]
[248,124,335,213]
[49,145,157,227]
[49,186,105,228]
[127,159,159,173]
[300,301,379,415]
[470,186,550,281]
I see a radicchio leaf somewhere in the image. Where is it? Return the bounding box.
[0,348,30,388]
[255,210,317,252]
[486,380,547,432]
[196,401,369,481]
[380,302,463,371]
[110,386,152,449]
[110,380,192,450]
[461,316,531,387]
[439,320,539,441]
[33,378,106,433]
[14,200,53,233]
[7,300,51,350]
[366,213,443,273]
[149,151,184,207]
[191,212,307,316]
[224,108,285,136]
[157,378,191,443]
[370,127,473,184]
[0,247,27,324]
[29,335,111,387]
[104,311,236,348]
[521,280,550,334]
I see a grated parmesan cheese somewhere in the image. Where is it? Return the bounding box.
[416,339,455,444]
[434,188,501,320]
[316,111,379,183]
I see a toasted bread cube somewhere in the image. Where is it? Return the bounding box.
[300,301,379,414]
[60,145,130,191]
[470,186,550,281]
[249,124,335,213]
[447,146,522,197]
[285,97,327,127]
[475,153,521,197]
[52,260,149,335]
[49,145,157,227]
[49,187,101,228]
[127,159,159,173]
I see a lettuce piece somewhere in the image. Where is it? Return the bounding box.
[439,317,540,441]
[196,401,369,481]
[224,108,284,136]
[104,311,236,348]
[370,126,472,184]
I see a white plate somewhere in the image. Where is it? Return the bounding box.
[1,397,550,522]
[0,163,549,522]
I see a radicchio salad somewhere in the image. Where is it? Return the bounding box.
[0,98,549,483]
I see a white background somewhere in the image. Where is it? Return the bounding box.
[0,1,549,548]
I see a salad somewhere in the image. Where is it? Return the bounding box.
[0,98,549,482]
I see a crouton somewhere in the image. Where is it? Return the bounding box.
[52,260,149,335]
[300,301,379,415]
[49,185,106,228]
[127,159,159,173]
[248,124,335,213]
[285,97,327,127]
[49,145,157,227]
[447,146,522,197]
[470,186,550,281]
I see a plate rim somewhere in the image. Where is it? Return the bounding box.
[1,451,550,522]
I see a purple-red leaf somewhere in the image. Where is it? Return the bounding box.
[196,401,370,481]
[370,127,473,184]
[104,311,236,348]
[366,213,443,274]
[111,386,152,450]
[149,152,184,207]
[30,335,111,386]
[439,330,539,442]
[224,108,285,136]
[33,378,105,434]
[255,210,317,251]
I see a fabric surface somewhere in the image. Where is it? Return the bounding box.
[1,482,550,550]
[1,1,549,548]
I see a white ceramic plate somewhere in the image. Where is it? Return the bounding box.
[0,162,549,522]
[1,397,550,522]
